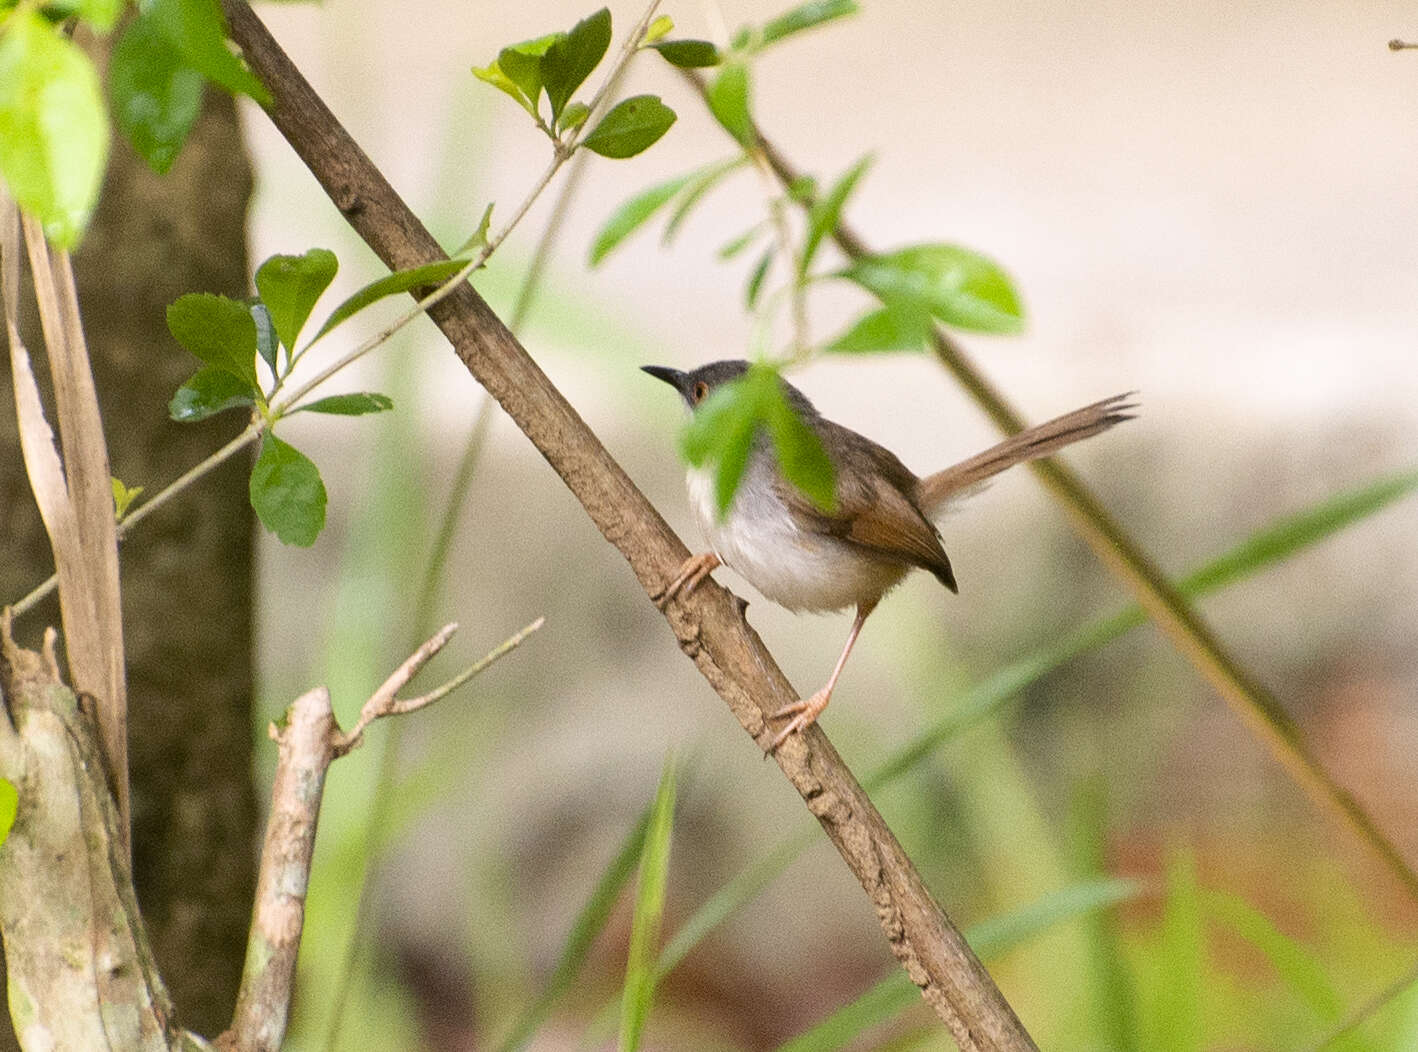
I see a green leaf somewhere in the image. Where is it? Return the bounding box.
[760,0,859,47]
[294,392,394,416]
[110,477,143,520]
[146,0,269,104]
[662,157,744,245]
[581,95,677,159]
[589,172,694,266]
[643,15,674,45]
[1202,890,1347,1026]
[0,778,16,847]
[1154,850,1204,1052]
[680,364,829,515]
[557,100,590,133]
[250,300,279,375]
[255,247,338,353]
[77,0,123,32]
[249,433,327,547]
[705,62,753,146]
[495,809,652,1052]
[801,154,871,277]
[453,202,495,259]
[842,242,1024,335]
[542,7,611,127]
[471,61,536,118]
[312,257,469,342]
[168,365,256,422]
[166,292,259,390]
[825,302,933,354]
[497,32,560,118]
[785,174,817,203]
[0,12,109,247]
[649,39,720,68]
[717,222,768,260]
[618,757,677,1052]
[109,13,204,175]
[765,381,836,512]
[745,247,773,309]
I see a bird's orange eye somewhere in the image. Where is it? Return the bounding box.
[693,381,709,403]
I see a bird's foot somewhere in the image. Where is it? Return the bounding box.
[654,552,721,609]
[765,688,831,753]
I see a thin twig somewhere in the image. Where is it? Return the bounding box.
[1305,956,1418,1052]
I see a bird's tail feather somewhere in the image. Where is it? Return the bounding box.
[915,392,1137,517]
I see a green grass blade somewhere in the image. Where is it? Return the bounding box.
[1152,850,1204,1052]
[618,756,678,1052]
[776,878,1143,1051]
[494,807,653,1052]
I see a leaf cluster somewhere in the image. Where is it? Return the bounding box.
[0,0,268,246]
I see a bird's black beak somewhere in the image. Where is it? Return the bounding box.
[641,364,688,395]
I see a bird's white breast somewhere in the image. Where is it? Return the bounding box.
[687,462,906,613]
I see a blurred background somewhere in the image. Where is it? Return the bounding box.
[227,0,1418,1047]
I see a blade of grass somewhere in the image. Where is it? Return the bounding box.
[494,807,653,1052]
[775,878,1143,1052]
[618,756,678,1052]
[1152,850,1204,1052]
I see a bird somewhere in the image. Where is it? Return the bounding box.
[643,360,1135,752]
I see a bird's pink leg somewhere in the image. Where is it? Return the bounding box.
[767,600,876,752]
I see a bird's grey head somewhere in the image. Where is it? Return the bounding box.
[641,359,817,418]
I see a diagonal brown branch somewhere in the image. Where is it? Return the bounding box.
[219,3,1037,1047]
[709,82,1418,903]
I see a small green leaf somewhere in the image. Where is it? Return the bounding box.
[801,154,871,277]
[255,248,338,353]
[312,258,470,341]
[649,39,720,68]
[705,62,753,146]
[251,301,279,375]
[249,433,327,547]
[109,13,204,174]
[0,12,109,247]
[841,242,1024,335]
[168,365,256,422]
[111,477,144,521]
[662,157,744,245]
[785,175,817,203]
[454,202,495,259]
[642,15,674,45]
[765,384,836,512]
[166,292,259,389]
[745,247,773,309]
[557,100,590,133]
[680,376,759,517]
[294,392,394,416]
[1155,850,1204,1052]
[542,7,611,126]
[717,222,768,260]
[589,172,694,265]
[0,778,16,847]
[825,302,932,354]
[617,757,677,1052]
[472,61,537,118]
[581,95,677,159]
[760,0,859,47]
[146,0,269,104]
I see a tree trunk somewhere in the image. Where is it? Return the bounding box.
[0,81,257,1039]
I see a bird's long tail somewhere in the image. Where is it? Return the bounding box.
[915,392,1137,517]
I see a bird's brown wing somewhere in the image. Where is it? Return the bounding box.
[773,420,958,593]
